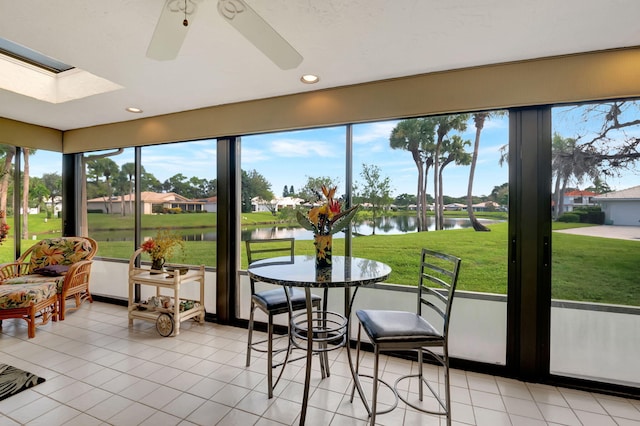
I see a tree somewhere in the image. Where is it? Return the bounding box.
[163,173,189,196]
[289,185,295,196]
[241,169,274,213]
[356,163,393,235]
[121,162,135,216]
[297,176,340,203]
[394,193,417,209]
[570,101,640,176]
[282,185,289,197]
[585,176,611,194]
[466,112,506,231]
[80,149,124,236]
[552,133,578,219]
[389,118,436,231]
[87,157,120,215]
[141,168,163,192]
[490,183,509,206]
[432,115,469,230]
[0,145,15,224]
[42,172,62,217]
[438,135,471,228]
[21,148,34,239]
[29,177,50,215]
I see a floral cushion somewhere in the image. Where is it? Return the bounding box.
[27,237,94,272]
[0,282,57,309]
[2,275,65,293]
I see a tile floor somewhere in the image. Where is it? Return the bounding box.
[1,302,639,426]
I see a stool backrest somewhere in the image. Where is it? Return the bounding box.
[245,238,296,295]
[245,238,295,265]
[418,248,462,340]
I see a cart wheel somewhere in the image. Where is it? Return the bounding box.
[156,313,174,337]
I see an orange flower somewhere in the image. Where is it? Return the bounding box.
[140,230,184,261]
[296,186,360,236]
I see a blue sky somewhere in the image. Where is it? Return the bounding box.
[28,106,639,199]
[242,117,510,199]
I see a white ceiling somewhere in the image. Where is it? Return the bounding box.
[1,0,639,132]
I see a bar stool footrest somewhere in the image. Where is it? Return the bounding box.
[394,374,448,416]
[354,373,398,416]
[290,310,348,352]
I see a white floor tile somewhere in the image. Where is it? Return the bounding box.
[0,301,636,426]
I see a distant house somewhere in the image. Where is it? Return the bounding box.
[472,201,501,212]
[594,186,640,226]
[444,203,466,211]
[87,191,204,214]
[195,196,217,213]
[44,196,63,215]
[561,190,598,213]
[251,196,304,213]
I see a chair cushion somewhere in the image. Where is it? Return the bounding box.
[252,288,321,312]
[0,282,57,309]
[356,309,443,343]
[28,237,94,272]
[3,275,66,293]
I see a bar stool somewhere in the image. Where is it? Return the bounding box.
[353,248,461,425]
[245,238,322,398]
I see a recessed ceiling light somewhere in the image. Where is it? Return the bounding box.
[126,107,143,113]
[300,74,319,84]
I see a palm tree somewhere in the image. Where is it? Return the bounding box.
[21,148,36,239]
[439,136,471,223]
[432,115,469,230]
[552,133,578,219]
[466,112,506,231]
[389,118,435,231]
[0,145,16,224]
[121,162,135,215]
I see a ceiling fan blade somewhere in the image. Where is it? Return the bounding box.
[217,0,303,70]
[147,0,199,61]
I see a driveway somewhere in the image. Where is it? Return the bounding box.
[554,225,640,241]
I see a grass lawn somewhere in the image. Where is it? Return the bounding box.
[1,213,638,306]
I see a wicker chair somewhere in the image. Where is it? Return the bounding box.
[0,237,98,320]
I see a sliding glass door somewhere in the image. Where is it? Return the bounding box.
[549,102,640,388]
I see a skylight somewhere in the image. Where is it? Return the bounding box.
[0,37,73,73]
[0,37,122,104]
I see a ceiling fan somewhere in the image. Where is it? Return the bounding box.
[146,0,303,70]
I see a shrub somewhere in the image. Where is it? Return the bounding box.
[573,207,605,224]
[558,213,580,223]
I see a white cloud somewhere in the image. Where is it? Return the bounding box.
[270,139,338,158]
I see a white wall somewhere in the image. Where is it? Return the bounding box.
[90,259,217,315]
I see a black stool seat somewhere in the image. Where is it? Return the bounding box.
[356,309,442,343]
[253,288,321,314]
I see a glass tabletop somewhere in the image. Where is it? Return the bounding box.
[247,255,392,288]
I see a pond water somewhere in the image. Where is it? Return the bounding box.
[90,216,502,242]
[245,216,501,240]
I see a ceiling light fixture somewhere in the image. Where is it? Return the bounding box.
[300,74,319,84]
[126,107,143,113]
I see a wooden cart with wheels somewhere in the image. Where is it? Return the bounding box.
[127,248,205,337]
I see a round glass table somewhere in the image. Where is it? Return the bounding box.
[248,255,391,425]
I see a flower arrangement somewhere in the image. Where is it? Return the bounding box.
[296,185,360,236]
[296,185,360,268]
[140,229,185,263]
